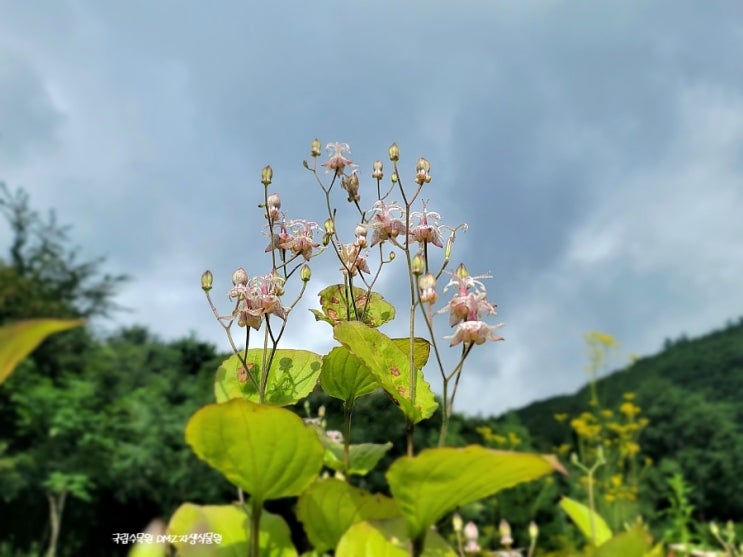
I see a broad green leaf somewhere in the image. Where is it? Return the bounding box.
[214,350,322,406]
[390,337,431,372]
[593,526,649,557]
[333,322,437,423]
[185,399,324,503]
[559,496,613,547]
[320,346,379,402]
[296,478,400,551]
[313,284,395,327]
[128,538,168,557]
[387,445,566,541]
[167,503,297,557]
[336,518,456,557]
[310,426,392,476]
[0,319,84,384]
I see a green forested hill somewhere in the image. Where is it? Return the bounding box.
[511,318,743,520]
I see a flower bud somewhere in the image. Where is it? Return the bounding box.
[455,263,470,280]
[300,264,312,282]
[452,513,463,533]
[372,160,384,180]
[444,236,454,260]
[355,225,368,248]
[311,138,322,158]
[463,521,478,542]
[415,157,431,185]
[324,218,335,236]
[267,193,281,220]
[499,519,513,547]
[418,273,437,304]
[271,271,286,295]
[388,142,400,162]
[529,520,539,541]
[232,267,248,286]
[261,165,273,186]
[201,270,213,291]
[343,171,360,202]
[391,171,398,184]
[411,252,426,276]
[710,521,720,537]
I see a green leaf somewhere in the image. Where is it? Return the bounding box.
[387,445,566,541]
[0,319,84,384]
[314,285,395,327]
[311,426,392,476]
[296,478,400,551]
[128,539,169,557]
[332,322,437,423]
[559,496,613,547]
[320,346,379,402]
[214,350,322,406]
[185,399,324,503]
[167,503,297,557]
[593,526,649,557]
[335,517,456,557]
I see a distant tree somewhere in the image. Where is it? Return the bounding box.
[0,182,127,321]
[0,183,127,556]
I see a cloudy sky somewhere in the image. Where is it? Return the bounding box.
[1,1,741,416]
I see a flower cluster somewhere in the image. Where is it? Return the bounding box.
[228,269,287,330]
[439,264,504,347]
[265,216,321,261]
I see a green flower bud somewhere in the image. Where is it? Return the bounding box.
[455,263,470,280]
[444,236,454,260]
[261,165,273,186]
[391,171,398,184]
[452,513,463,533]
[201,270,213,291]
[529,521,539,541]
[411,252,425,275]
[388,142,400,162]
[324,218,335,235]
[300,264,312,282]
[311,138,322,158]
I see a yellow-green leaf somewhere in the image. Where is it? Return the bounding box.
[332,322,437,423]
[593,526,649,557]
[214,350,322,406]
[387,446,565,541]
[296,478,400,551]
[185,400,323,503]
[559,496,613,547]
[336,518,456,557]
[0,319,84,384]
[167,503,297,557]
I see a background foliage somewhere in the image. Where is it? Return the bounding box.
[1,183,741,554]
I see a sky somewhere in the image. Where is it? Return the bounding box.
[1,1,742,417]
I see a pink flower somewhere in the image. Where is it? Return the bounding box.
[409,202,443,247]
[367,200,405,247]
[446,320,504,347]
[338,243,370,276]
[266,219,320,261]
[439,291,496,327]
[229,273,288,330]
[321,142,356,176]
